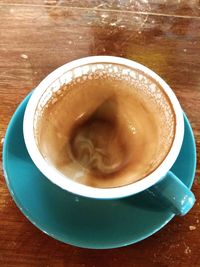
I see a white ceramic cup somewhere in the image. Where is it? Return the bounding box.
[24,56,185,200]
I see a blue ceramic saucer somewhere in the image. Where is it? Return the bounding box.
[3,94,196,249]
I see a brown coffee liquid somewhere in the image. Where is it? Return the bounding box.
[36,65,175,188]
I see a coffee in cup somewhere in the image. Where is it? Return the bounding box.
[34,62,175,188]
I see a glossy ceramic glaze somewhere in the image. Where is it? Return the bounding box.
[3,94,196,249]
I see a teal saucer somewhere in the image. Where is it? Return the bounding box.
[3,94,196,249]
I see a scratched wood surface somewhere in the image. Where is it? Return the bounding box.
[0,1,200,266]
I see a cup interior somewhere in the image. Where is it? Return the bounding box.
[34,62,175,188]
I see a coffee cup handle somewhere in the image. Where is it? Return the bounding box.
[147,171,195,216]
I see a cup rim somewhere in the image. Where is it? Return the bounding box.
[23,56,184,199]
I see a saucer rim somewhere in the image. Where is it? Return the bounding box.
[2,94,196,249]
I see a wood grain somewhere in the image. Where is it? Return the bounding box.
[0,1,200,267]
[1,0,200,16]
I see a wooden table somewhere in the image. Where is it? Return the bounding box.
[0,1,200,266]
